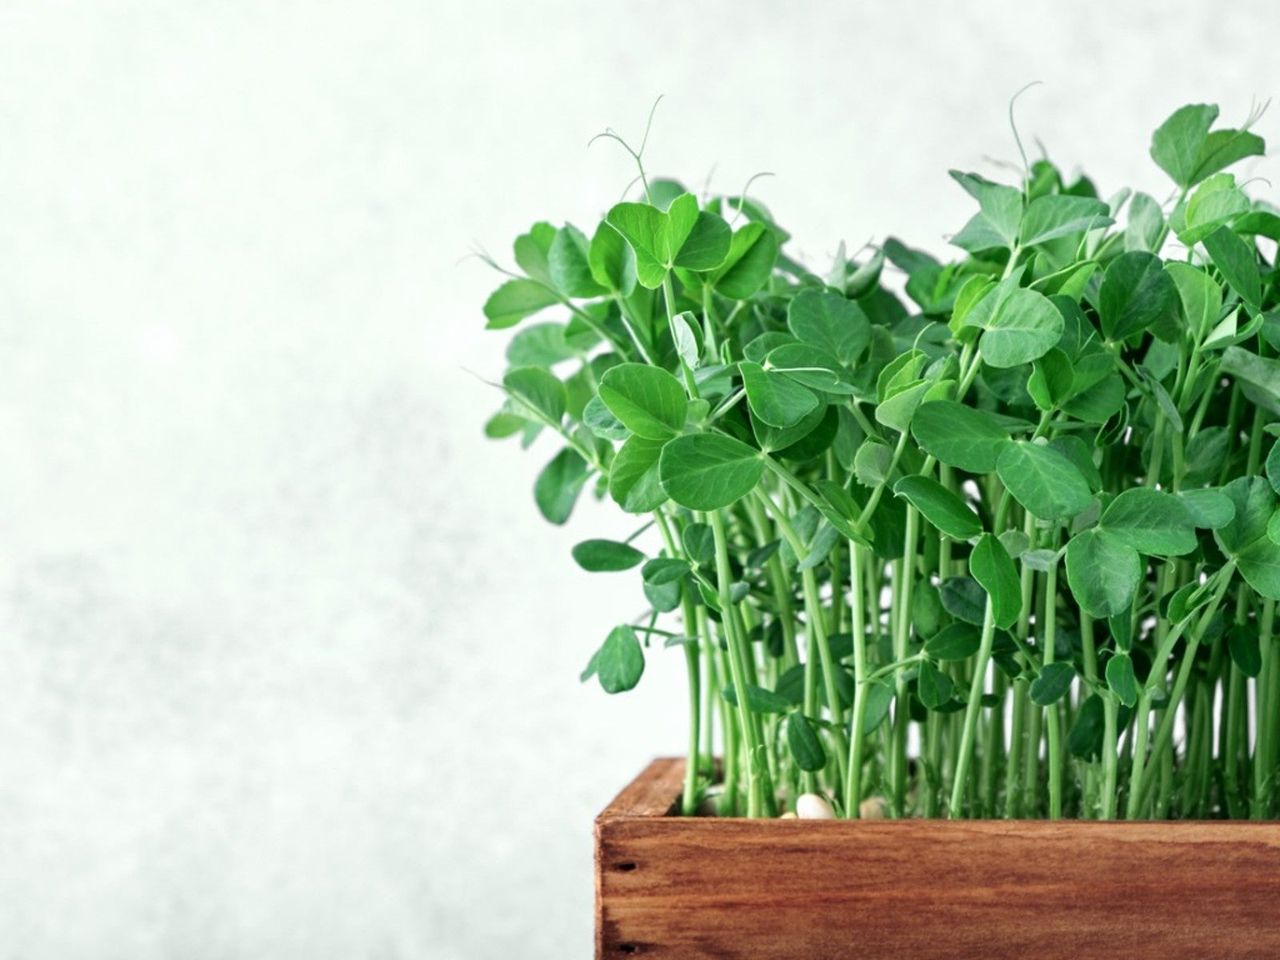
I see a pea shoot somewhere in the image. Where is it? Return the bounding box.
[482,99,1280,821]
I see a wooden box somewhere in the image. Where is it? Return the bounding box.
[595,758,1280,959]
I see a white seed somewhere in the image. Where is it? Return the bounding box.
[778,811,798,820]
[859,796,888,820]
[795,793,836,819]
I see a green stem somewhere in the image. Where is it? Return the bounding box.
[844,542,870,817]
[708,509,770,817]
[949,599,997,818]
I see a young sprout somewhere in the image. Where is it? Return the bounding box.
[480,98,1279,821]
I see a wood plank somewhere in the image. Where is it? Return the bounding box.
[596,758,1280,959]
[598,757,686,820]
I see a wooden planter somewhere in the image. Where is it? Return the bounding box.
[595,757,1280,959]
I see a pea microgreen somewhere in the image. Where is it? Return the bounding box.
[480,97,1280,822]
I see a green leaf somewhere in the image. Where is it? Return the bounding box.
[1165,262,1222,341]
[1150,104,1218,189]
[659,433,764,511]
[571,539,645,572]
[1178,174,1250,246]
[504,367,566,426]
[670,207,732,272]
[674,208,732,271]
[925,622,981,661]
[741,361,819,428]
[671,311,701,372]
[1268,441,1280,496]
[1216,476,1280,599]
[875,380,933,434]
[970,533,1020,629]
[1030,662,1076,706]
[1203,226,1261,313]
[483,410,526,439]
[1191,127,1266,186]
[917,660,955,710]
[766,343,855,395]
[605,194,730,288]
[605,202,671,289]
[1027,348,1074,412]
[949,171,1022,249]
[598,363,688,440]
[1126,192,1165,252]
[996,441,1093,521]
[786,713,827,771]
[591,625,645,693]
[853,438,896,488]
[513,221,556,282]
[1019,194,1112,246]
[1066,528,1142,618]
[548,224,607,298]
[976,287,1064,368]
[893,475,981,540]
[787,289,871,365]
[484,279,560,330]
[724,683,792,714]
[608,436,668,513]
[1098,251,1180,341]
[682,523,715,566]
[588,222,637,295]
[1099,488,1197,556]
[1105,653,1139,707]
[862,678,895,734]
[641,557,690,585]
[712,222,778,299]
[506,322,575,368]
[1178,488,1235,529]
[535,447,591,525]
[583,395,629,441]
[1068,694,1106,760]
[1230,628,1263,678]
[911,401,1011,473]
[940,577,987,626]
[1221,346,1280,412]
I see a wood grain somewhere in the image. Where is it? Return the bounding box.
[596,758,1280,959]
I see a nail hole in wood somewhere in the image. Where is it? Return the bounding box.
[616,861,638,872]
[617,945,640,955]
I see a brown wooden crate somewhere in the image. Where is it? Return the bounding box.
[595,757,1280,959]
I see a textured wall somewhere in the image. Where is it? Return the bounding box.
[0,2,1276,958]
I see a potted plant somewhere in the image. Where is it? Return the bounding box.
[479,99,1280,957]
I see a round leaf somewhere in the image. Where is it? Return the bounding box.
[608,436,668,514]
[917,660,955,710]
[978,287,1064,369]
[598,363,689,440]
[1030,662,1076,706]
[594,626,645,694]
[787,289,871,366]
[1098,251,1179,342]
[658,433,765,511]
[925,622,981,661]
[996,441,1093,521]
[741,361,820,428]
[1066,528,1141,619]
[911,401,1011,473]
[504,366,566,425]
[1099,488,1197,556]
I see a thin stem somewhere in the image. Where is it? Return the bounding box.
[949,599,997,818]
